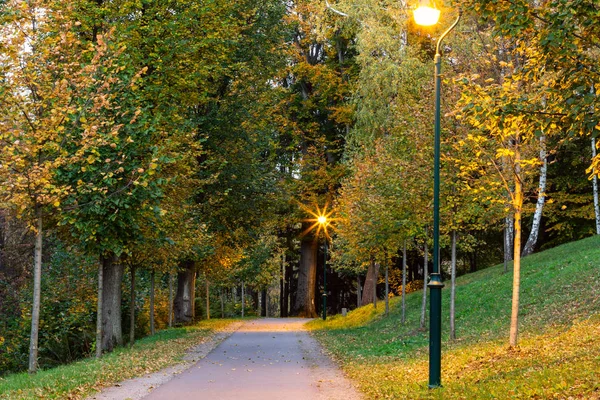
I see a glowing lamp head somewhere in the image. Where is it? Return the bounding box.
[318,215,327,225]
[414,0,441,26]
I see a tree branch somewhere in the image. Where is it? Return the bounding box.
[325,0,349,17]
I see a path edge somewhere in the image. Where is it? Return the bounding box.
[85,321,245,400]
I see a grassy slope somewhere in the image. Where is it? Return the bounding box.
[0,319,237,400]
[308,235,600,399]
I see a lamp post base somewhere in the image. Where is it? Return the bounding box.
[428,273,444,388]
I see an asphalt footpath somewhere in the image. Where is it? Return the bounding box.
[143,318,362,400]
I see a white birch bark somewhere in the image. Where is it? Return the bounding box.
[592,137,600,234]
[504,217,514,273]
[503,140,514,273]
[522,136,547,257]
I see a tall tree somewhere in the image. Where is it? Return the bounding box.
[274,0,353,316]
[0,0,126,371]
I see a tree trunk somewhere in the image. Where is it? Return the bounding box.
[168,273,173,327]
[284,255,292,317]
[130,265,136,346]
[28,207,42,373]
[592,137,600,234]
[293,232,318,317]
[373,261,379,309]
[150,270,155,335]
[522,136,547,257]
[191,274,196,321]
[356,275,361,307]
[504,226,508,274]
[510,145,523,347]
[289,262,297,311]
[361,256,379,306]
[420,241,428,329]
[384,256,389,316]
[450,231,457,340]
[95,258,104,359]
[101,255,124,352]
[174,261,196,324]
[0,212,5,271]
[251,288,259,314]
[504,217,514,273]
[220,288,225,318]
[261,289,267,317]
[280,254,285,317]
[241,281,245,318]
[401,240,407,324]
[205,278,210,320]
[266,288,269,317]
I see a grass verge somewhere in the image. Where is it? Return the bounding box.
[0,319,238,400]
[308,235,600,399]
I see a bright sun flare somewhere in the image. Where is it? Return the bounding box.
[299,203,338,240]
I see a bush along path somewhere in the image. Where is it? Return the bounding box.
[0,320,240,400]
[308,235,600,399]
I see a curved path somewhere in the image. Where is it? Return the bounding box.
[143,318,361,400]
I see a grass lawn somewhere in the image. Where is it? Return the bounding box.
[308,235,600,399]
[0,319,238,400]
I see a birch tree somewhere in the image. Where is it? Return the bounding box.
[522,136,548,256]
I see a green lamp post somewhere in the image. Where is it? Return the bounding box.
[413,0,462,388]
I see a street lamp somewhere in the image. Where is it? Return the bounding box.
[413,1,440,26]
[318,215,328,320]
[413,0,462,389]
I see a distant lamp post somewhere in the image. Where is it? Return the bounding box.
[317,214,328,321]
[413,0,462,389]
